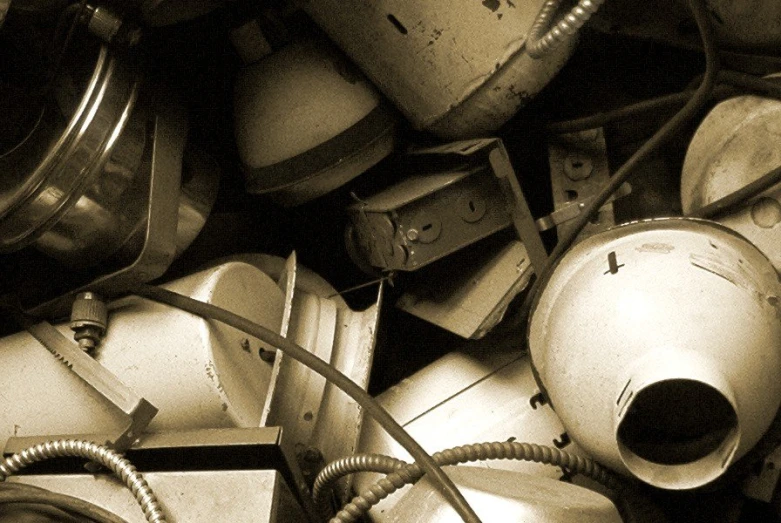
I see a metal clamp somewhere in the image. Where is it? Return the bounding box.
[17,313,157,452]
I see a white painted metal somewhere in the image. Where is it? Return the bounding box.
[529,219,781,489]
[302,0,576,138]
[386,466,622,523]
[682,83,781,272]
[7,470,305,523]
[0,262,285,448]
[355,344,593,522]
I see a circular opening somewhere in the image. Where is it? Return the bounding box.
[617,379,737,465]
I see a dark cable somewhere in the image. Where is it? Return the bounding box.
[0,482,128,523]
[545,85,733,134]
[131,284,482,523]
[688,164,781,219]
[521,0,719,326]
[546,70,781,135]
[717,69,781,99]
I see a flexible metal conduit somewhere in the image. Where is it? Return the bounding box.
[527,0,606,59]
[0,439,166,523]
[327,441,621,523]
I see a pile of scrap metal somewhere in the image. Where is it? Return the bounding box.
[1,0,781,522]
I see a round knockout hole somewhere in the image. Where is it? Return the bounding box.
[303,411,314,422]
[751,197,781,229]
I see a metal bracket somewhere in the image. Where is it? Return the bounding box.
[409,138,549,273]
[546,128,628,242]
[535,182,632,232]
[21,318,157,452]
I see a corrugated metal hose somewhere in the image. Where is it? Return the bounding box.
[321,441,625,523]
[527,0,606,59]
[0,439,166,523]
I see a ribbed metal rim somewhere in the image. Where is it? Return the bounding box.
[0,44,139,252]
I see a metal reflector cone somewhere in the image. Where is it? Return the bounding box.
[528,218,781,489]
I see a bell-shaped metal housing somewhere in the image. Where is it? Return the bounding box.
[528,218,781,489]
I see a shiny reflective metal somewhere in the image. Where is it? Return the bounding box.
[386,466,622,523]
[542,128,631,240]
[69,291,108,352]
[0,39,217,315]
[682,84,781,272]
[26,107,219,318]
[529,218,781,490]
[0,44,141,256]
[356,341,595,521]
[85,4,123,42]
[303,0,575,138]
[346,138,546,273]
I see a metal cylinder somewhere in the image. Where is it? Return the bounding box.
[0,38,217,269]
[528,219,781,490]
[302,0,576,139]
[681,81,781,272]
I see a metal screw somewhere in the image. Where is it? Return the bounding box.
[406,229,419,241]
[70,292,108,353]
[563,153,594,181]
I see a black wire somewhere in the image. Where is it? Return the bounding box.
[545,85,728,134]
[521,0,720,330]
[0,482,128,523]
[688,164,781,219]
[131,284,483,523]
[551,72,781,133]
[546,70,781,135]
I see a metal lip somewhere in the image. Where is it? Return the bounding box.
[0,44,139,252]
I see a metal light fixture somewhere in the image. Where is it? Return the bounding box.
[528,219,781,490]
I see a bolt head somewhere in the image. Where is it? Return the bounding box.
[564,154,594,181]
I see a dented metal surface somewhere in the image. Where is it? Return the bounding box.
[347,138,546,274]
[3,2,781,522]
[302,0,576,137]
